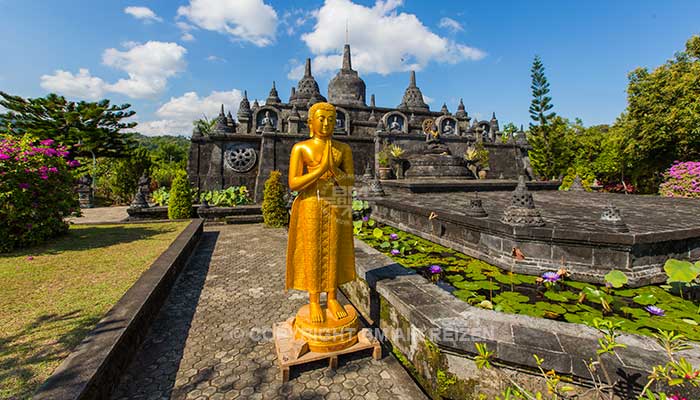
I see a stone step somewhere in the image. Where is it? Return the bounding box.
[224,215,264,224]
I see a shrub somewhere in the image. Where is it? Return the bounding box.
[261,170,288,227]
[659,161,700,198]
[152,187,170,206]
[0,134,80,252]
[559,165,596,191]
[168,171,193,219]
[199,186,250,206]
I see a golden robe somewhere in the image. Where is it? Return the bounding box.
[285,144,356,292]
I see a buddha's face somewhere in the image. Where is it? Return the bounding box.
[309,108,336,138]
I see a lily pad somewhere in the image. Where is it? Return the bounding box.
[493,291,529,304]
[632,293,657,305]
[544,291,569,302]
[664,258,700,283]
[494,273,523,285]
[604,270,629,288]
[372,228,384,239]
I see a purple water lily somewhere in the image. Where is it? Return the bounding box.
[362,215,369,222]
[644,305,665,316]
[541,271,560,283]
[428,265,442,274]
[390,249,400,256]
[389,233,399,240]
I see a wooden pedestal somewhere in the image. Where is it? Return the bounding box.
[273,318,382,383]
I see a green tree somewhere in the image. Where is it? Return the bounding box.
[261,170,289,227]
[96,148,152,204]
[527,56,562,179]
[612,35,700,192]
[194,116,216,135]
[0,92,137,158]
[168,171,193,219]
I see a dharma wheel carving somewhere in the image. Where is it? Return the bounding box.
[224,145,257,173]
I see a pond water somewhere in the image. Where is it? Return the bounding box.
[355,220,700,341]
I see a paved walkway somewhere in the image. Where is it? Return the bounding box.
[112,224,426,400]
[67,206,129,224]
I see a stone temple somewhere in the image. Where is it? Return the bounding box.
[187,44,530,201]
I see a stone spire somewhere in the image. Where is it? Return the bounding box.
[292,58,326,107]
[370,94,376,108]
[226,111,236,129]
[455,98,467,119]
[289,87,296,103]
[328,44,366,107]
[501,176,545,226]
[398,70,429,112]
[440,103,449,115]
[212,104,231,134]
[490,112,500,133]
[600,202,629,232]
[237,90,251,120]
[252,99,260,110]
[266,81,281,104]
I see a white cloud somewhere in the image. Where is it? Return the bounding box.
[40,41,187,100]
[206,55,227,62]
[422,94,434,104]
[177,0,278,47]
[124,6,162,23]
[136,89,243,136]
[103,41,187,98]
[295,0,485,77]
[176,21,196,41]
[40,68,107,100]
[438,17,463,33]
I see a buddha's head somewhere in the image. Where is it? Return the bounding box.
[308,102,336,138]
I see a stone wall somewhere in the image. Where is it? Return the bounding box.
[187,131,530,201]
[342,239,700,399]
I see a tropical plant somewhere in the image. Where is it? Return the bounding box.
[200,186,251,207]
[559,166,596,191]
[0,134,80,252]
[389,144,405,159]
[168,171,193,219]
[377,146,391,167]
[152,187,170,206]
[261,170,288,227]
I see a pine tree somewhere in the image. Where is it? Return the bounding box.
[168,170,193,219]
[261,170,289,227]
[527,56,560,179]
[0,92,137,158]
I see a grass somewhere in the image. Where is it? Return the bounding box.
[0,221,190,399]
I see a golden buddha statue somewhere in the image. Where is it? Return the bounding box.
[285,101,359,352]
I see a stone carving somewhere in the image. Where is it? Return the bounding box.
[501,176,545,226]
[224,144,257,173]
[465,193,487,217]
[569,175,585,191]
[398,70,429,112]
[600,202,629,232]
[131,173,151,208]
[442,120,454,135]
[369,177,386,197]
[77,174,93,208]
[389,116,402,133]
[327,44,366,107]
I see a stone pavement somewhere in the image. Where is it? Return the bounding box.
[67,206,129,224]
[111,224,426,400]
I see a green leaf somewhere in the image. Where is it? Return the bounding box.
[379,241,391,249]
[544,291,569,302]
[664,259,700,283]
[372,228,384,239]
[604,270,628,288]
[632,293,658,305]
[681,318,698,326]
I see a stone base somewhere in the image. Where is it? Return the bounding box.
[405,153,471,178]
[293,304,359,353]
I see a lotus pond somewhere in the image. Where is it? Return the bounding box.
[355,220,700,341]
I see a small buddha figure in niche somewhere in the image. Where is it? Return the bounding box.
[389,116,401,132]
[443,120,453,135]
[286,102,356,323]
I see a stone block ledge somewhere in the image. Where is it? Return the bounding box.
[349,238,700,391]
[34,219,205,400]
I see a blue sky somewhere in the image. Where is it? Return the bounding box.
[1,0,698,136]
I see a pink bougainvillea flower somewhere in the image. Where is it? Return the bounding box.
[27,256,34,261]
[0,153,10,160]
[18,183,30,189]
[40,139,55,146]
[48,167,58,173]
